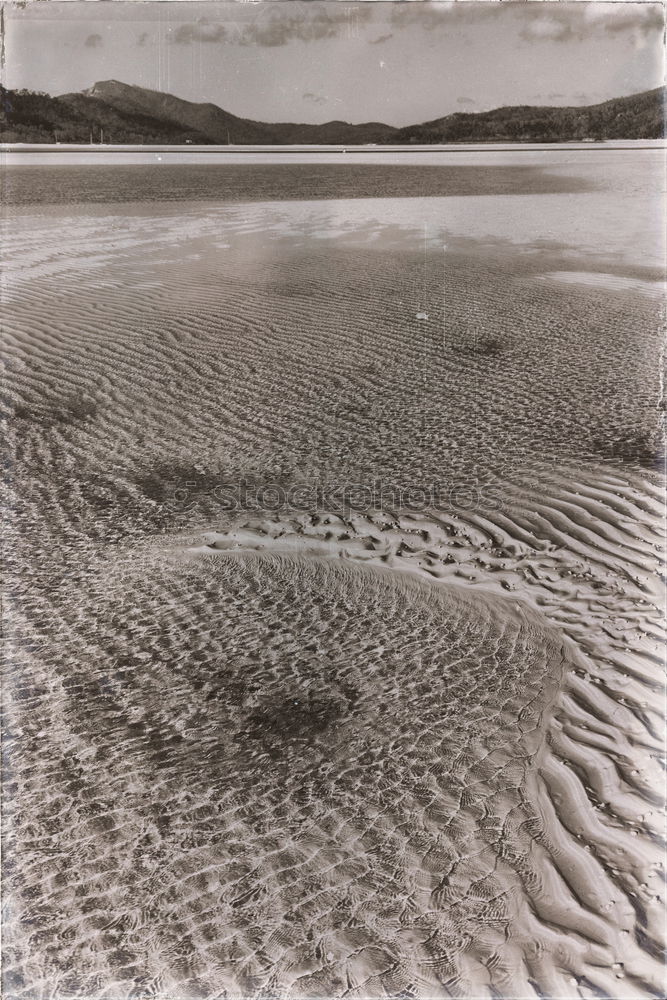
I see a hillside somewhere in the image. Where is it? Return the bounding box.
[68,80,271,144]
[0,80,397,145]
[0,80,663,145]
[0,85,211,144]
[392,88,665,143]
[73,81,396,145]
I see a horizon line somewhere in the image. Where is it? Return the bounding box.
[3,140,665,155]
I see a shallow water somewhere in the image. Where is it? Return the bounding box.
[2,151,665,999]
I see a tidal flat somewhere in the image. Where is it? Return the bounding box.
[2,148,665,999]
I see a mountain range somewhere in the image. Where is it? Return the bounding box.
[1,79,664,145]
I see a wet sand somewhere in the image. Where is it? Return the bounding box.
[2,156,665,999]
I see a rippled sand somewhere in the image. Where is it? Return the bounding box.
[2,159,665,999]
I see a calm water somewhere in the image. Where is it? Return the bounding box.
[4,148,664,271]
[2,142,664,201]
[3,161,598,205]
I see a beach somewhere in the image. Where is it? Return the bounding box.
[2,146,665,999]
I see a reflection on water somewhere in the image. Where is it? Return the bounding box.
[4,147,664,275]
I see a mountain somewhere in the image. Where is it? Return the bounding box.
[0,85,212,145]
[0,80,397,145]
[74,80,396,145]
[0,80,663,145]
[392,88,665,143]
[69,80,270,143]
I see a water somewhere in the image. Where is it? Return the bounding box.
[2,147,665,1000]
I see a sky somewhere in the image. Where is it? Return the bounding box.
[3,1,665,126]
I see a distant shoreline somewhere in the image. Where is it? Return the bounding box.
[3,139,664,150]
[2,138,664,167]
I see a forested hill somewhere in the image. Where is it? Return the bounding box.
[0,80,397,145]
[391,88,665,143]
[1,80,663,145]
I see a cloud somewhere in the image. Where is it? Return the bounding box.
[370,33,393,46]
[520,16,573,43]
[389,1,663,46]
[519,4,664,44]
[303,92,327,105]
[390,3,501,31]
[137,32,149,48]
[172,6,372,47]
[539,91,600,106]
[456,96,475,106]
[601,6,663,36]
[173,21,227,44]
[84,33,102,48]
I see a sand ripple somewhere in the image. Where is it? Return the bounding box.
[2,182,664,999]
